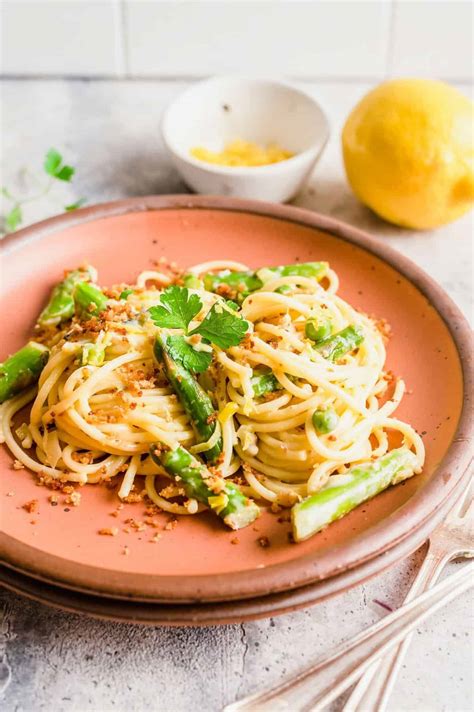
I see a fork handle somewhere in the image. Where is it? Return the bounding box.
[223,563,474,712]
[342,545,452,712]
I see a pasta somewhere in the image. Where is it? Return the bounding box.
[0,258,425,537]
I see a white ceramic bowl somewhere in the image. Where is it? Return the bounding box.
[161,76,330,203]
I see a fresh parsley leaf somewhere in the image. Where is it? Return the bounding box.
[191,302,248,349]
[44,148,63,176]
[148,286,202,330]
[5,204,22,232]
[225,300,239,311]
[65,197,86,211]
[55,165,75,182]
[44,148,75,182]
[165,334,212,373]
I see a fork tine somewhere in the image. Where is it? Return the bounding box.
[447,483,473,522]
[459,495,474,522]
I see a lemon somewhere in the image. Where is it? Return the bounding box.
[342,79,474,229]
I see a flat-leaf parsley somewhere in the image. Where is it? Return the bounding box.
[148,286,248,371]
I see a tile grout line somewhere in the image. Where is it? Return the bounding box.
[114,0,128,78]
[0,74,472,84]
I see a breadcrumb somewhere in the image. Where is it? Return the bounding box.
[65,492,81,507]
[22,499,38,514]
[98,527,119,536]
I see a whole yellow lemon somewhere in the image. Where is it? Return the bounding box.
[342,79,474,229]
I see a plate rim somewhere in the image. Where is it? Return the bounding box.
[1,194,473,603]
[1,461,471,625]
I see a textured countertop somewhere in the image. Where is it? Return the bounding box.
[1,79,472,712]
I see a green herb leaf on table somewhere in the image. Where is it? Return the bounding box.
[5,204,22,232]
[165,334,212,373]
[148,286,203,331]
[44,148,75,182]
[43,149,63,176]
[191,302,248,349]
[65,198,87,212]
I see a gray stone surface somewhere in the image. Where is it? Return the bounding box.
[1,79,473,712]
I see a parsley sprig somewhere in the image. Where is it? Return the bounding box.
[1,148,86,233]
[149,286,248,372]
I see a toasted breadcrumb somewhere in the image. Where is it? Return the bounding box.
[164,518,178,531]
[13,460,25,470]
[122,492,143,504]
[65,491,81,507]
[122,546,130,556]
[150,533,162,543]
[258,536,271,548]
[23,499,38,514]
[98,527,119,536]
[6,491,15,497]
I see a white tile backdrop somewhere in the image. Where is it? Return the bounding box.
[1,0,472,80]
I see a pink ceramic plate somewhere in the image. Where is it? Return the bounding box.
[1,196,472,607]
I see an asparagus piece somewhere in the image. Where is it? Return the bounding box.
[74,282,108,318]
[292,447,418,542]
[154,334,223,463]
[251,369,282,398]
[38,267,94,327]
[202,262,328,300]
[150,443,260,530]
[182,274,204,290]
[81,343,106,366]
[262,262,328,281]
[312,408,339,434]
[203,270,263,301]
[0,342,49,403]
[305,317,332,344]
[315,325,364,362]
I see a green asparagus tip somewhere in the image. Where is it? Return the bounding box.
[0,341,49,403]
[74,281,108,318]
[291,447,418,542]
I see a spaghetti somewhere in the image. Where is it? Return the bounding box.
[0,259,425,532]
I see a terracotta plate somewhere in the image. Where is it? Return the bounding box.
[2,466,471,626]
[1,196,472,606]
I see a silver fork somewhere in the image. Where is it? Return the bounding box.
[224,483,473,712]
[342,482,474,712]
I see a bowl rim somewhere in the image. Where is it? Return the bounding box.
[160,75,331,176]
[1,194,472,604]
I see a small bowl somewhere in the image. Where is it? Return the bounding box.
[161,76,330,202]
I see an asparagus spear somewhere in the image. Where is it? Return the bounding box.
[182,274,204,290]
[251,369,282,398]
[292,447,418,542]
[0,342,49,403]
[262,262,328,281]
[201,262,328,300]
[203,270,263,300]
[38,267,95,327]
[154,334,223,463]
[150,444,260,530]
[74,282,108,318]
[315,325,364,362]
